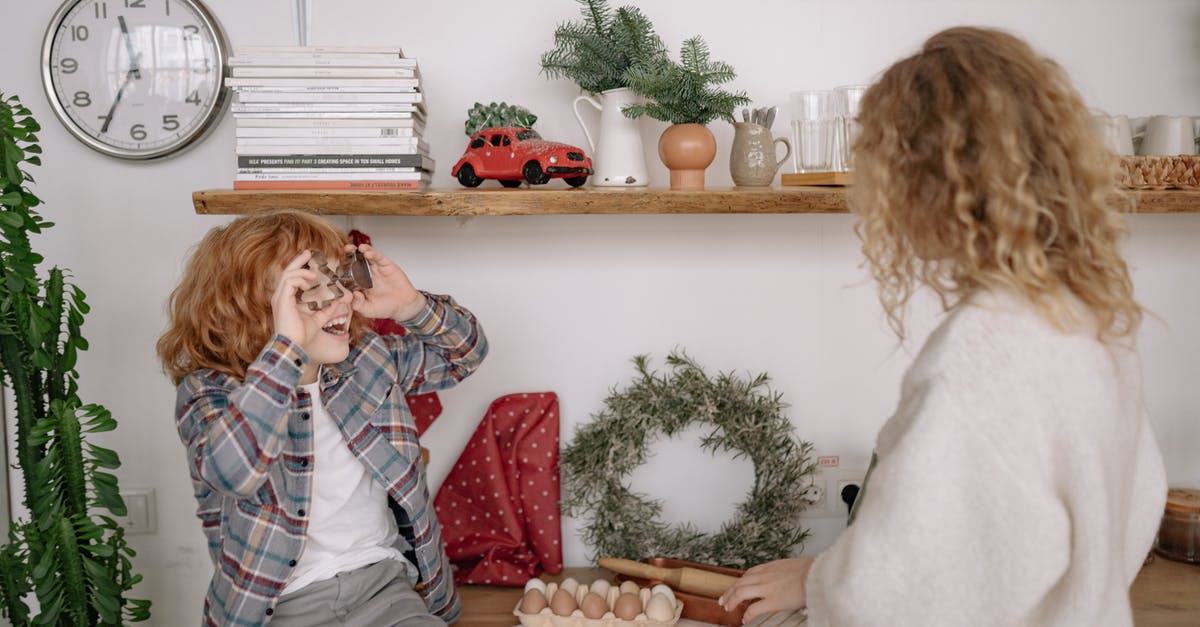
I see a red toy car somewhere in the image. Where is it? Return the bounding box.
[452,126,593,188]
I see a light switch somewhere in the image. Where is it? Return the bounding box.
[117,488,156,535]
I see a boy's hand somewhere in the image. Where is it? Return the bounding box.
[271,250,346,348]
[350,243,426,321]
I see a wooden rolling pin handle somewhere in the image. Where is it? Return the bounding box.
[597,557,739,599]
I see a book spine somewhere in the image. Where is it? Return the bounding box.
[235,127,419,138]
[232,179,426,190]
[231,66,418,78]
[233,113,418,121]
[234,46,406,56]
[226,77,420,88]
[234,143,429,155]
[232,116,424,128]
[236,135,424,145]
[230,85,420,93]
[238,154,435,169]
[229,57,418,68]
[237,167,420,174]
[234,91,423,103]
[231,106,425,115]
[235,171,426,181]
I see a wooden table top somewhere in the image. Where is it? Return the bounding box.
[459,556,1200,626]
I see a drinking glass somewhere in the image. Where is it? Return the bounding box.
[833,85,868,171]
[790,90,835,173]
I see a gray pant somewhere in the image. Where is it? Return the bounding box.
[271,560,444,626]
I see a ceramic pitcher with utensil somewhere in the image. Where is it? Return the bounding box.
[730,122,792,186]
[573,87,650,187]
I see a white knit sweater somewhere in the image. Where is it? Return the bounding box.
[806,290,1166,626]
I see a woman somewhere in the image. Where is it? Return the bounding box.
[720,26,1166,626]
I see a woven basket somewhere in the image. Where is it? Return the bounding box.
[1120,155,1200,190]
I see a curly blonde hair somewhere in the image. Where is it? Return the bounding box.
[849,26,1140,343]
[157,210,366,384]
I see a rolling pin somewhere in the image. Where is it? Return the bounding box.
[597,557,739,599]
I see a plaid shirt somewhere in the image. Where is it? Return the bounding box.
[174,293,486,626]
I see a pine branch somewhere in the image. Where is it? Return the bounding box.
[541,0,668,94]
[621,35,749,125]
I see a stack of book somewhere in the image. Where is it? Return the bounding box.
[227,45,432,190]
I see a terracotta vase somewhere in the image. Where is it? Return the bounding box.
[658,123,716,190]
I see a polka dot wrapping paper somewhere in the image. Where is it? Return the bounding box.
[434,392,564,585]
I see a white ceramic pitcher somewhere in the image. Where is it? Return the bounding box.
[572,87,650,187]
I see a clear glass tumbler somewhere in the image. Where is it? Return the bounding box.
[833,85,868,171]
[790,90,835,173]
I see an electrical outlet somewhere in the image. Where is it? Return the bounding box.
[799,468,866,518]
[799,482,825,509]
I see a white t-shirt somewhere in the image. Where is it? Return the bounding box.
[282,382,410,595]
[805,290,1167,626]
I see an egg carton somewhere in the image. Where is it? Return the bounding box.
[513,604,683,627]
[514,578,683,627]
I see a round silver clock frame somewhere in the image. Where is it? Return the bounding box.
[40,0,231,160]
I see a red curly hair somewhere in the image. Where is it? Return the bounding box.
[157,210,367,384]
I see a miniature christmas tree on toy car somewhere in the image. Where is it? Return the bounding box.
[452,102,592,188]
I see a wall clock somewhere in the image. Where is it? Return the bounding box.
[41,0,231,160]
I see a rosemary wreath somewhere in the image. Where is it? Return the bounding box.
[561,351,817,568]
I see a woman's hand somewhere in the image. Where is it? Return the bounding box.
[719,557,816,624]
[350,243,425,321]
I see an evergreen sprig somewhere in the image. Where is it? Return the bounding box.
[0,92,150,625]
[540,0,667,94]
[561,351,817,568]
[463,102,538,136]
[622,36,751,126]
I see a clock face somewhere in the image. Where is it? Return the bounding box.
[41,0,230,160]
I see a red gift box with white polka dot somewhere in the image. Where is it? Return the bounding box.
[433,392,564,585]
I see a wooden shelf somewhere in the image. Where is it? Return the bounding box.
[192,186,1200,216]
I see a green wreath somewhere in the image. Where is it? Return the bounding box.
[561,351,817,568]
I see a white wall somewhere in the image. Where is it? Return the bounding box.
[4,0,1200,624]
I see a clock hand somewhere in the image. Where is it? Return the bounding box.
[118,16,141,79]
[100,64,139,134]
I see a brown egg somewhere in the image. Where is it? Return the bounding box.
[612,592,642,620]
[580,591,608,619]
[518,588,548,614]
[549,588,578,617]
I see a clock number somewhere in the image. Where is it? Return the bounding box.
[193,59,211,74]
[164,0,170,15]
[185,90,201,105]
[162,115,180,131]
[130,124,147,140]
[71,25,89,41]
[124,0,145,7]
[182,24,199,38]
[94,2,108,18]
[60,58,79,74]
[73,91,92,107]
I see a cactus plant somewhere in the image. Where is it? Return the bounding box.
[0,92,150,625]
[464,102,538,136]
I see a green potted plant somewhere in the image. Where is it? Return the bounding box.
[0,92,150,625]
[622,36,750,189]
[540,0,667,187]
